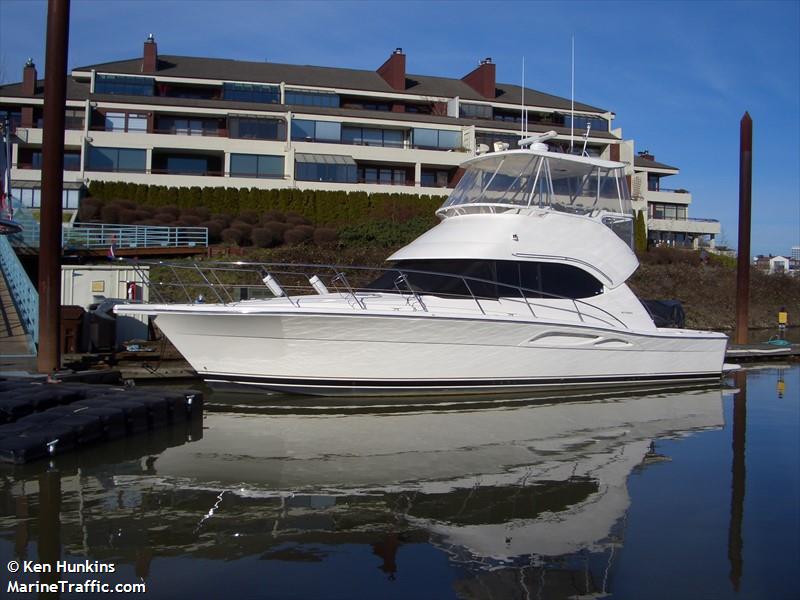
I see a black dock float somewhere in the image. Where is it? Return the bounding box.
[0,378,203,464]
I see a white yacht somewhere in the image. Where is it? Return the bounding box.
[116,136,732,396]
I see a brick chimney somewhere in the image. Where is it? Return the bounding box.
[22,58,37,95]
[462,58,495,99]
[142,33,158,73]
[638,150,655,161]
[377,48,406,91]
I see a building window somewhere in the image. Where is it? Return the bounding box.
[20,149,80,171]
[156,116,218,136]
[565,114,608,133]
[229,116,286,140]
[64,108,84,130]
[494,108,522,123]
[340,98,392,111]
[412,128,461,150]
[104,112,148,133]
[475,131,522,150]
[230,154,284,178]
[166,156,209,175]
[0,109,22,131]
[649,203,687,220]
[421,168,452,188]
[11,187,79,210]
[341,126,404,148]
[87,146,146,172]
[647,173,660,192]
[459,103,493,120]
[95,74,154,96]
[285,90,340,108]
[222,82,280,104]
[295,155,357,183]
[291,119,341,143]
[357,165,409,185]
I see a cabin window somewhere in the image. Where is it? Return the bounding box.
[367,259,603,299]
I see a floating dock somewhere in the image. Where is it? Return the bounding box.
[726,342,799,362]
[0,377,202,464]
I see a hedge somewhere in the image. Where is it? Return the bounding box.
[86,181,446,227]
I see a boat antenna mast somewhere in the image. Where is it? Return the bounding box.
[520,56,527,142]
[581,122,592,157]
[570,35,575,154]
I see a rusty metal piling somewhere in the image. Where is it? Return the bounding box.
[37,0,71,373]
[735,113,752,345]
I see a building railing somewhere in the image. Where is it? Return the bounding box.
[0,234,38,347]
[64,223,209,250]
[10,222,208,250]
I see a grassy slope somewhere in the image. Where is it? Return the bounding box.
[629,248,799,331]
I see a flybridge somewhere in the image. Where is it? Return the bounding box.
[437,147,634,247]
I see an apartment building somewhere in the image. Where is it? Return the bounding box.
[0,36,620,204]
[0,34,716,250]
[631,151,720,249]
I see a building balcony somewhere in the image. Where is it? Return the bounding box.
[648,217,720,236]
[642,188,692,205]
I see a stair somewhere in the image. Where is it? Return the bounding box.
[0,266,33,356]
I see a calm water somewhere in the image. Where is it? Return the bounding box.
[1,366,798,599]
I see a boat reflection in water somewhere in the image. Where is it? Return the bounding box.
[0,384,729,598]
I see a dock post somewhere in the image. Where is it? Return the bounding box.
[734,113,752,345]
[37,0,71,373]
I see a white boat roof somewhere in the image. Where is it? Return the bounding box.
[388,211,639,288]
[459,147,626,170]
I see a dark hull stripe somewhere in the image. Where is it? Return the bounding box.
[205,371,722,390]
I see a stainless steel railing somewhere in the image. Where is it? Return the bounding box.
[124,259,630,330]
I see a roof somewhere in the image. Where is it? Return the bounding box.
[0,78,90,100]
[0,76,618,140]
[67,54,606,112]
[633,155,679,171]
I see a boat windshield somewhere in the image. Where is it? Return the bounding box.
[441,151,633,223]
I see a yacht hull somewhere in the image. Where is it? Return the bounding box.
[140,308,728,396]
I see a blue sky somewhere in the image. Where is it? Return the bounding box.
[1,0,798,256]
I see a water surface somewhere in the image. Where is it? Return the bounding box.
[1,366,797,599]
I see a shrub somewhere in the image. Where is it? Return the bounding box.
[313,227,338,246]
[286,212,312,226]
[157,205,181,219]
[179,215,202,227]
[284,224,314,245]
[118,208,140,224]
[251,227,282,248]
[153,212,176,225]
[262,210,286,224]
[263,220,290,237]
[182,206,210,221]
[221,228,243,245]
[100,204,120,223]
[238,210,260,224]
[201,221,224,244]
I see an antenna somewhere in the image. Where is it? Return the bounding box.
[581,123,592,156]
[570,36,575,153]
[520,56,526,140]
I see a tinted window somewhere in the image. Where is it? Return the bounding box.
[367,259,602,299]
[223,82,280,104]
[95,74,153,96]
